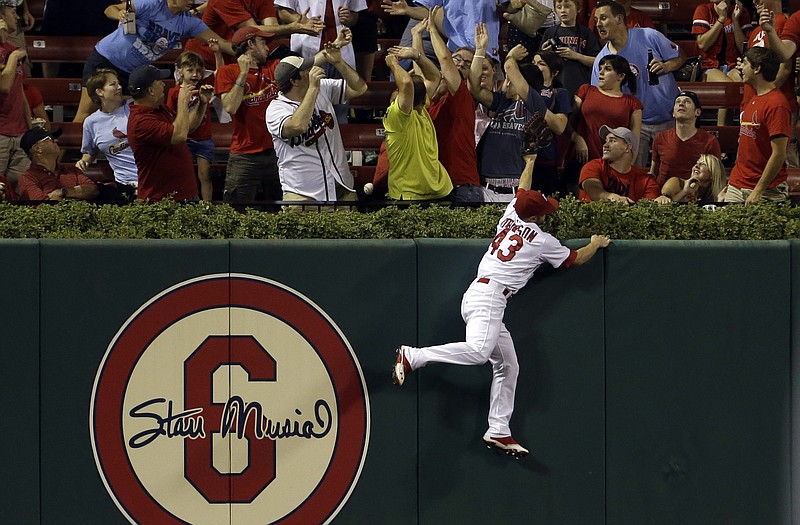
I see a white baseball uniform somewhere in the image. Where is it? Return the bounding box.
[266,79,355,200]
[404,192,577,438]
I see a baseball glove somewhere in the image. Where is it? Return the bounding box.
[520,112,552,155]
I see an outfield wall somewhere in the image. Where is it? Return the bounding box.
[0,239,795,525]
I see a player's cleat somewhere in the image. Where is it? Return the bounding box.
[392,346,412,386]
[483,434,529,458]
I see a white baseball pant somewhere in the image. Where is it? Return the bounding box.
[405,278,520,437]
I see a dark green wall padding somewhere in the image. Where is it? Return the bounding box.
[0,240,795,525]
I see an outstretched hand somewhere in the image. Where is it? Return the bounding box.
[591,234,612,248]
[475,22,489,52]
[388,45,419,61]
[382,0,409,16]
[332,27,352,49]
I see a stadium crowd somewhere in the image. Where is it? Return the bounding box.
[0,0,797,207]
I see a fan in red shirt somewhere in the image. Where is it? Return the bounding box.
[726,47,791,205]
[16,127,98,202]
[650,91,721,187]
[693,0,752,72]
[579,125,659,203]
[426,12,482,202]
[215,26,283,203]
[127,64,211,202]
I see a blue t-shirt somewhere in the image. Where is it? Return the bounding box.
[478,88,547,179]
[82,100,138,185]
[591,28,680,125]
[95,0,208,73]
[538,85,571,161]
[416,0,500,58]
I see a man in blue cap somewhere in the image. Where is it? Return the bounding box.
[127,63,212,202]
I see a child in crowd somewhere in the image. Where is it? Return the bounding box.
[540,0,600,96]
[166,41,223,201]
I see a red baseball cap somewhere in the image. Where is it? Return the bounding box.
[514,189,559,218]
[231,26,274,48]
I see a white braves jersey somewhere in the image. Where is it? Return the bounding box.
[476,196,573,292]
[266,79,355,200]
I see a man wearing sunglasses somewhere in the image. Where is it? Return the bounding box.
[16,127,98,202]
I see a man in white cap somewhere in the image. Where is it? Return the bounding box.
[579,125,660,203]
[266,37,367,207]
[392,145,611,459]
[127,63,212,202]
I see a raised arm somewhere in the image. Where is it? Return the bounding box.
[381,0,430,21]
[323,41,368,100]
[273,7,326,35]
[281,66,326,137]
[503,44,530,100]
[195,29,235,57]
[187,85,214,133]
[731,1,747,55]
[573,235,612,265]
[208,38,225,72]
[221,53,256,114]
[0,48,24,94]
[518,154,537,190]
[468,22,493,107]
[760,8,796,62]
[312,28,353,67]
[390,45,441,99]
[171,85,195,144]
[429,6,461,96]
[386,54,414,114]
[697,0,728,51]
[104,1,130,22]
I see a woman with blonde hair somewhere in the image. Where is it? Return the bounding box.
[655,153,727,204]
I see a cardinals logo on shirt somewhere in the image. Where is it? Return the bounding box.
[90,274,370,525]
[108,127,130,156]
[740,110,761,139]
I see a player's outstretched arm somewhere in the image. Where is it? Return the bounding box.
[518,154,536,190]
[573,235,611,266]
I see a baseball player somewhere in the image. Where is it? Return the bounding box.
[392,115,611,458]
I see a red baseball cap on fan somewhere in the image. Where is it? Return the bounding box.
[231,27,274,50]
[514,189,558,219]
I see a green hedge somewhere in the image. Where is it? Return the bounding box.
[0,198,798,240]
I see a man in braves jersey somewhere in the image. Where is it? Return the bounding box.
[266,32,367,207]
[392,145,611,458]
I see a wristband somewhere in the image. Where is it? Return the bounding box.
[474,55,486,60]
[234,81,247,88]
[716,18,724,25]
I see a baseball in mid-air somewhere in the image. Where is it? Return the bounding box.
[363,183,374,195]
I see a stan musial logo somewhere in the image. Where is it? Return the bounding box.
[90,274,370,524]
